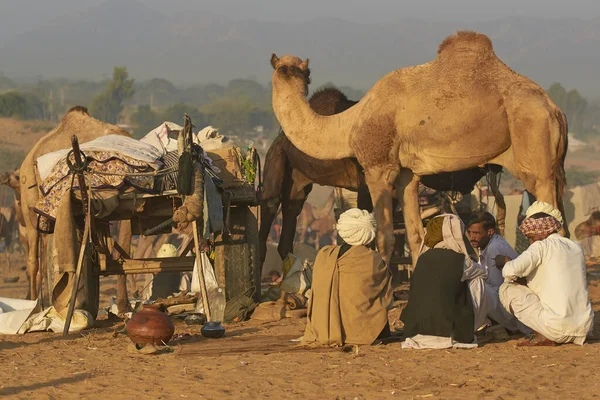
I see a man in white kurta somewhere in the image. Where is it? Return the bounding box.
[500,203,594,346]
[467,212,530,334]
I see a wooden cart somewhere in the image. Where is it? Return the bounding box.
[39,116,262,333]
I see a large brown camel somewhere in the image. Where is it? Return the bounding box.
[20,106,133,312]
[270,31,569,264]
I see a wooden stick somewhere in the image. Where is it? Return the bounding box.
[192,220,211,321]
[63,196,91,336]
[63,135,92,336]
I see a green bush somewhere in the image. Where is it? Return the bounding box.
[0,91,45,120]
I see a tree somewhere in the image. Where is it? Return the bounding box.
[546,82,588,135]
[91,67,135,124]
[0,91,45,120]
[130,105,161,139]
[161,103,206,128]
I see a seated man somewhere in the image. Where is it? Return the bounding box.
[467,212,530,334]
[303,208,393,346]
[500,202,594,346]
[401,214,495,349]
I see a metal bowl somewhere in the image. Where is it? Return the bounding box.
[201,321,225,338]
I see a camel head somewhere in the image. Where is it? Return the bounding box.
[575,211,600,240]
[0,169,20,191]
[270,54,311,97]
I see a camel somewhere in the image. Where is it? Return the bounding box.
[575,211,600,241]
[295,190,337,245]
[20,106,133,312]
[270,31,569,264]
[307,213,337,250]
[259,88,371,271]
[0,169,28,256]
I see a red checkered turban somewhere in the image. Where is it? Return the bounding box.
[519,215,562,237]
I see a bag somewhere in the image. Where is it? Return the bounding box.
[279,254,312,296]
[223,286,258,323]
[177,151,193,195]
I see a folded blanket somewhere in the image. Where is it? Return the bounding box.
[37,134,163,181]
[35,150,155,232]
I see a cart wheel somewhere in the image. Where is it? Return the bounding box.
[45,233,100,319]
[213,205,261,303]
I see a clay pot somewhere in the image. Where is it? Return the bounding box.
[126,304,175,345]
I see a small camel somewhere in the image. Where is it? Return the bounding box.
[575,211,600,241]
[0,169,28,256]
[259,88,372,271]
[270,31,569,264]
[295,190,337,245]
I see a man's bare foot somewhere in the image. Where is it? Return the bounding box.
[517,332,557,347]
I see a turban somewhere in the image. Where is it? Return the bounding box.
[423,217,444,249]
[336,208,377,246]
[519,215,562,237]
[525,201,564,224]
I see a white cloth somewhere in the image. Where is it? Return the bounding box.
[197,126,230,150]
[500,283,586,345]
[336,208,377,246]
[502,233,594,340]
[402,334,477,350]
[18,306,93,333]
[36,134,164,181]
[525,201,564,224]
[140,122,183,154]
[0,297,38,334]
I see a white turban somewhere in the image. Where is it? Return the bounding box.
[157,243,178,258]
[525,201,563,224]
[336,208,377,246]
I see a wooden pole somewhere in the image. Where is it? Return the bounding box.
[63,135,91,336]
[192,220,211,321]
[62,202,90,336]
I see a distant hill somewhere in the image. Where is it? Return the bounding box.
[1,0,599,96]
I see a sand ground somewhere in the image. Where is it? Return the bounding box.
[1,254,600,399]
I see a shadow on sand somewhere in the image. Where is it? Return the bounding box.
[0,373,92,396]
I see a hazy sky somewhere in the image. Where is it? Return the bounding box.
[1,0,599,42]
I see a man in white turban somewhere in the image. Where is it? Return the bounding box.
[303,208,393,346]
[336,208,377,247]
[498,203,594,346]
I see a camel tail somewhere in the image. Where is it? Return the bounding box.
[555,109,568,199]
[554,108,570,236]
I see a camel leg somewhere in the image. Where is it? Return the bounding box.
[113,220,132,314]
[258,133,289,271]
[364,166,399,263]
[258,194,280,270]
[501,106,569,237]
[487,170,507,237]
[26,230,39,300]
[357,183,374,212]
[396,169,424,267]
[279,179,312,259]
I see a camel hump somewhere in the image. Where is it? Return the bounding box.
[66,105,89,115]
[437,30,494,55]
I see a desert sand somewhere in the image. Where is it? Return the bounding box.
[1,253,600,400]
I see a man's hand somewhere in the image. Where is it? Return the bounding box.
[495,255,512,269]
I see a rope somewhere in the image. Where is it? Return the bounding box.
[84,165,178,178]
